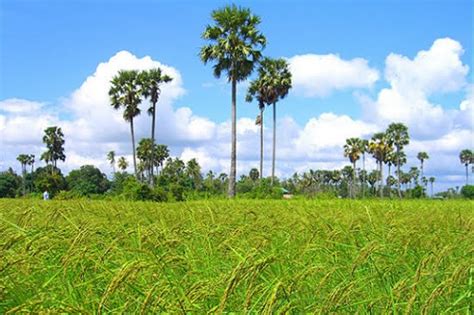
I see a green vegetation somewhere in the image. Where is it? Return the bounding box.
[1,199,472,313]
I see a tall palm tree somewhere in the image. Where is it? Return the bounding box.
[139,69,173,185]
[109,70,142,178]
[247,85,267,180]
[17,154,29,195]
[417,151,429,179]
[360,139,369,198]
[155,144,170,175]
[343,137,363,198]
[369,132,393,198]
[117,157,129,172]
[386,123,410,198]
[27,154,35,174]
[107,151,116,174]
[41,126,66,174]
[200,4,266,197]
[459,149,473,185]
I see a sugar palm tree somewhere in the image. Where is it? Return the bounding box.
[109,70,142,178]
[369,132,393,198]
[17,154,29,195]
[117,157,129,173]
[155,144,170,175]
[200,4,266,197]
[343,137,363,198]
[247,82,268,180]
[41,126,66,174]
[459,149,473,185]
[360,139,369,197]
[417,151,429,179]
[107,151,116,174]
[27,154,35,174]
[139,69,173,185]
[386,123,410,199]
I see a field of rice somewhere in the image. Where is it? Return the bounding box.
[0,199,472,313]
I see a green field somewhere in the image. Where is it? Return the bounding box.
[0,199,472,313]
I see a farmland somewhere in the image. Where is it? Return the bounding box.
[0,199,473,313]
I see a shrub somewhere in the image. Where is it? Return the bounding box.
[460,185,474,199]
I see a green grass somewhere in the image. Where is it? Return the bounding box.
[0,199,473,313]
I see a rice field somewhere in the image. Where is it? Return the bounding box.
[0,199,473,313]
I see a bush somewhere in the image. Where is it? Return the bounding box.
[460,185,474,199]
[55,190,81,200]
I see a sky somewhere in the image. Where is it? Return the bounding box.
[0,0,473,193]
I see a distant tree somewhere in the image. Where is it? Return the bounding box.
[249,168,260,181]
[185,158,203,190]
[409,166,420,188]
[360,139,369,197]
[17,154,29,195]
[343,137,363,198]
[139,68,173,185]
[66,165,110,196]
[369,132,393,197]
[107,151,116,174]
[41,126,66,174]
[33,165,66,196]
[155,144,170,175]
[386,122,410,198]
[0,169,21,198]
[200,4,266,197]
[417,152,429,179]
[117,157,129,172]
[109,70,142,178]
[459,149,473,185]
[367,170,380,195]
[137,138,154,183]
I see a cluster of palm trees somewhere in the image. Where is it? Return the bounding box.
[109,68,172,185]
[200,4,293,196]
[342,122,435,198]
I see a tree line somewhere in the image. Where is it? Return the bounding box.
[1,5,473,200]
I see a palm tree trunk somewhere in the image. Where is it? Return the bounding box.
[228,77,237,197]
[420,161,424,179]
[397,147,402,199]
[466,164,469,185]
[431,182,433,197]
[260,107,264,180]
[150,102,157,186]
[379,161,384,198]
[271,102,276,186]
[362,153,366,198]
[130,119,137,178]
[352,161,356,199]
[388,164,392,198]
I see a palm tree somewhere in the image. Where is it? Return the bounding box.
[343,137,363,198]
[459,149,473,185]
[17,154,29,195]
[200,4,266,197]
[41,126,66,174]
[27,154,35,174]
[137,138,154,183]
[386,122,410,198]
[429,176,435,197]
[360,139,369,197]
[117,157,129,172]
[369,132,393,198]
[107,151,116,174]
[417,151,429,179]
[109,70,142,178]
[185,158,203,190]
[139,69,173,185]
[155,144,170,175]
[247,82,268,180]
[247,57,292,185]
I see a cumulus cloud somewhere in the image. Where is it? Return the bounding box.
[288,54,379,97]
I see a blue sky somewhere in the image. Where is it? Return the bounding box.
[0,0,473,191]
[1,0,471,122]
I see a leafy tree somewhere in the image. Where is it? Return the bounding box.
[369,132,393,197]
[460,185,474,199]
[109,70,143,178]
[459,149,473,185]
[0,169,21,198]
[343,137,363,198]
[117,157,129,172]
[185,158,202,190]
[107,151,116,174]
[200,4,266,197]
[41,126,66,173]
[139,68,173,185]
[417,151,429,179]
[33,165,66,196]
[66,165,110,196]
[249,168,260,181]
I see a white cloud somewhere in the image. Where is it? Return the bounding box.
[0,98,44,114]
[288,54,379,97]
